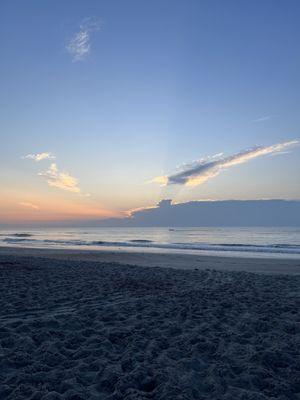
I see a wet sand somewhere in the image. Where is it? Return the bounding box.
[0,246,300,274]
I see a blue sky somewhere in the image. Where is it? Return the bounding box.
[0,0,299,223]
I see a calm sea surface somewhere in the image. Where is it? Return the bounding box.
[0,227,300,259]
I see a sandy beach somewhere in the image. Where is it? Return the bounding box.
[0,248,299,399]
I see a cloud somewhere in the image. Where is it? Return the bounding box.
[19,202,39,210]
[152,140,299,187]
[66,17,102,61]
[253,116,271,122]
[23,153,86,195]
[150,176,169,185]
[23,152,55,162]
[38,163,81,193]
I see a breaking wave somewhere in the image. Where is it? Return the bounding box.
[1,236,300,255]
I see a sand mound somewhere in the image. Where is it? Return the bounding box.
[0,256,299,399]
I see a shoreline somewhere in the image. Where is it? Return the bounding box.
[0,245,300,275]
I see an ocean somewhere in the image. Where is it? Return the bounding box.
[0,227,300,259]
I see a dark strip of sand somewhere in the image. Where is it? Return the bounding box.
[0,246,299,274]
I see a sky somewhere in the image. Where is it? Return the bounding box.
[0,0,299,224]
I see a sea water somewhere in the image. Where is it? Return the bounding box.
[1,227,300,259]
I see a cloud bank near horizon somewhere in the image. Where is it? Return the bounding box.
[66,17,102,61]
[152,140,299,187]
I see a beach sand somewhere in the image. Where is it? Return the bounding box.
[0,247,299,399]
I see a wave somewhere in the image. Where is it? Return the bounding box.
[12,233,33,237]
[0,233,33,238]
[218,243,300,249]
[3,238,36,243]
[1,236,300,255]
[129,239,153,243]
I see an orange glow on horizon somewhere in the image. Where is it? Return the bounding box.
[0,194,122,224]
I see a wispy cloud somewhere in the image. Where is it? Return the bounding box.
[152,140,299,187]
[253,115,272,123]
[66,17,102,61]
[23,152,55,162]
[19,202,39,210]
[38,163,81,193]
[23,152,85,195]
